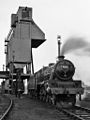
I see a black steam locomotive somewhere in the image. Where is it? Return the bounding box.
[28,55,84,106]
[28,39,84,106]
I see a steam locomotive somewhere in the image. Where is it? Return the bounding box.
[28,39,84,106]
[28,55,84,106]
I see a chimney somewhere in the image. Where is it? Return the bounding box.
[57,35,65,61]
[57,35,61,60]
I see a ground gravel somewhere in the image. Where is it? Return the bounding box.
[6,95,64,120]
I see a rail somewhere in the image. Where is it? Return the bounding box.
[61,105,90,120]
[0,95,13,120]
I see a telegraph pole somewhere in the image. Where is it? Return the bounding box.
[12,51,15,81]
[11,50,15,94]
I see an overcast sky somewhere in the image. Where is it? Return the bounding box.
[0,0,90,85]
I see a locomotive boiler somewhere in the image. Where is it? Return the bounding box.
[28,38,84,106]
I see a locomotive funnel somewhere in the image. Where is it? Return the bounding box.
[57,35,65,60]
[57,35,61,58]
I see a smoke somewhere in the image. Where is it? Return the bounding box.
[61,37,89,56]
[76,92,87,105]
[61,36,90,86]
[83,46,90,56]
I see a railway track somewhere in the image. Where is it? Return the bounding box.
[30,95,90,120]
[59,105,90,120]
[40,94,90,120]
[2,94,90,120]
[0,94,13,120]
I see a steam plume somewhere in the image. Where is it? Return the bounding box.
[84,46,90,55]
[61,36,90,86]
[61,37,89,55]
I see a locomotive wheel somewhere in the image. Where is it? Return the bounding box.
[72,98,76,106]
[46,94,49,103]
[39,94,43,101]
[39,88,43,101]
[71,95,76,106]
[51,95,56,105]
[48,96,52,104]
[42,95,46,101]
